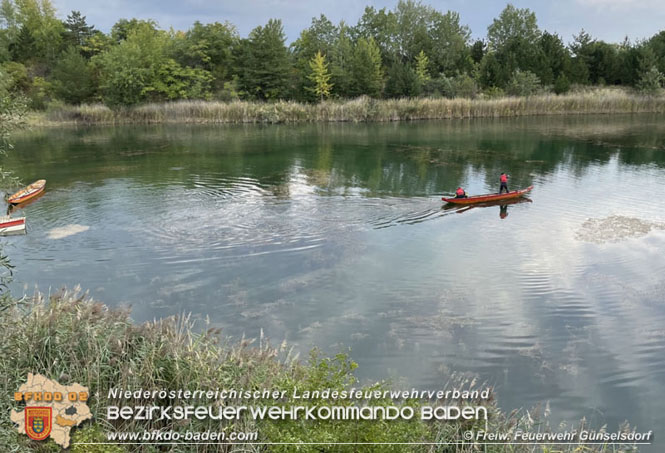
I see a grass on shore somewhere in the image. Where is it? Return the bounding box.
[35,88,665,126]
[0,288,639,452]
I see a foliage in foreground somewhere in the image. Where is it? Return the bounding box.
[0,68,26,186]
[0,69,26,152]
[38,88,665,125]
[0,289,638,452]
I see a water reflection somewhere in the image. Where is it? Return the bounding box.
[4,115,665,449]
[6,192,45,215]
[442,197,532,219]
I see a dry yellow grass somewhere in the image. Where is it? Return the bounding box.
[37,88,665,125]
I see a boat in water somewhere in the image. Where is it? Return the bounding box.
[442,186,533,205]
[443,195,532,212]
[0,216,26,235]
[7,179,46,205]
[7,191,44,214]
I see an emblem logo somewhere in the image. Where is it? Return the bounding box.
[25,407,52,441]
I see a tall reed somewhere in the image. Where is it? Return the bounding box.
[40,88,665,126]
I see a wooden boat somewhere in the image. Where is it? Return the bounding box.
[7,191,44,213]
[442,185,533,205]
[7,179,46,204]
[0,216,26,234]
[443,195,532,212]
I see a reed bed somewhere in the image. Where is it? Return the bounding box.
[39,88,665,125]
[0,289,638,452]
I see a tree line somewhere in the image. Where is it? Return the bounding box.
[1,0,664,109]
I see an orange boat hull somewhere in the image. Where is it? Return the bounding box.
[8,180,46,204]
[443,186,533,204]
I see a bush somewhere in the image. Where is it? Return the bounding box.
[51,47,96,104]
[483,86,505,99]
[214,80,241,102]
[554,74,571,94]
[506,70,541,96]
[0,62,30,92]
[71,425,125,453]
[451,73,478,99]
[422,74,454,98]
[636,66,664,95]
[385,63,421,98]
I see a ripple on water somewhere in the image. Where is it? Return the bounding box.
[137,186,459,262]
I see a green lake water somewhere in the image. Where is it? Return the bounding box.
[5,115,665,446]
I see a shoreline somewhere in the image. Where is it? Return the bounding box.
[31,88,665,127]
[0,289,635,451]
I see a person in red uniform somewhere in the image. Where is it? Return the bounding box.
[455,187,467,198]
[499,173,509,193]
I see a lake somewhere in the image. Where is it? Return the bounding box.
[5,115,665,447]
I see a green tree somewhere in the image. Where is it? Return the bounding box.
[636,65,663,94]
[94,23,211,107]
[647,30,665,74]
[385,62,420,97]
[94,22,162,106]
[8,24,34,62]
[620,42,656,86]
[80,30,112,59]
[479,36,540,88]
[306,50,332,101]
[292,14,337,60]
[353,6,398,66]
[392,0,435,61]
[480,5,542,89]
[63,10,94,48]
[414,50,430,85]
[478,51,502,88]
[534,32,569,86]
[428,10,472,75]
[234,19,290,100]
[451,73,477,98]
[487,4,540,49]
[51,46,94,103]
[506,69,541,96]
[93,39,148,106]
[143,59,213,101]
[173,21,237,88]
[422,73,454,97]
[0,60,28,91]
[470,40,485,64]
[6,0,64,63]
[0,0,18,61]
[568,29,593,84]
[553,74,570,94]
[110,18,157,42]
[291,14,337,101]
[350,37,383,97]
[0,67,26,180]
[586,41,621,85]
[0,0,18,32]
[330,22,354,98]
